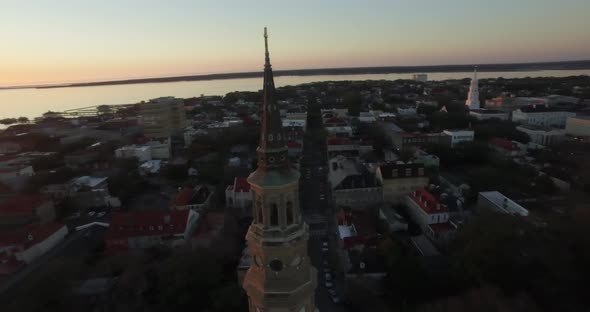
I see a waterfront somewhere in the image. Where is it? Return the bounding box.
[1,69,589,119]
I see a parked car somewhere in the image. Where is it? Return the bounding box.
[331,296,341,304]
[97,212,106,218]
[327,289,337,296]
[325,273,332,281]
[322,247,329,252]
[87,211,96,217]
[322,241,328,248]
[324,281,333,288]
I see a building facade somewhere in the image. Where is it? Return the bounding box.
[465,68,480,110]
[443,130,474,147]
[242,28,317,312]
[516,125,566,146]
[378,163,429,205]
[140,97,187,139]
[512,105,576,127]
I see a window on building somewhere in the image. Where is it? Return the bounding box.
[286,201,294,224]
[270,203,279,226]
[256,198,263,224]
[405,168,412,176]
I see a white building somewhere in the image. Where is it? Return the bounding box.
[396,106,417,116]
[516,125,566,146]
[443,130,474,147]
[115,145,151,162]
[405,188,453,242]
[512,105,576,127]
[225,177,253,217]
[477,191,528,216]
[469,109,510,121]
[465,68,480,110]
[326,126,353,137]
[115,142,170,161]
[412,73,428,82]
[358,112,377,123]
[328,156,382,208]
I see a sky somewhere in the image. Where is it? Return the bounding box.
[1,0,589,86]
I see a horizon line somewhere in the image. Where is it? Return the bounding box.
[2,59,590,90]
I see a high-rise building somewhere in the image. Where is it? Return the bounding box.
[465,68,480,110]
[140,97,187,138]
[242,28,318,312]
[412,73,428,82]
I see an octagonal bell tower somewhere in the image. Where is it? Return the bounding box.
[243,28,318,312]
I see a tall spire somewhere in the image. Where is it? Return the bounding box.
[465,66,480,110]
[257,27,288,170]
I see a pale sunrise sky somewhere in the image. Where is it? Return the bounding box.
[1,0,589,86]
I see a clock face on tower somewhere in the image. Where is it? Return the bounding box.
[291,255,302,267]
[269,259,284,272]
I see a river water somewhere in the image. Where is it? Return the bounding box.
[1,69,588,119]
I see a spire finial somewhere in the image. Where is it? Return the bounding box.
[264,27,270,66]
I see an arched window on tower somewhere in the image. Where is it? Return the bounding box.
[256,197,263,224]
[270,203,279,226]
[286,201,294,225]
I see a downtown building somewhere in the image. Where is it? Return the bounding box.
[139,97,187,139]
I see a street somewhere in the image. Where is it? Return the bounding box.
[305,213,350,312]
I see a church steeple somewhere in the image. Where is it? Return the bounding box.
[257,27,288,170]
[465,66,480,110]
[243,29,317,312]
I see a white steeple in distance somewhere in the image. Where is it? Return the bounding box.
[465,67,480,110]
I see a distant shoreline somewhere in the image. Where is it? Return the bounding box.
[2,60,590,90]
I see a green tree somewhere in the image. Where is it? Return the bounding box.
[344,91,362,117]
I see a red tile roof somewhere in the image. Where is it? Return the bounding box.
[0,195,51,215]
[191,212,225,239]
[429,222,453,233]
[287,140,302,148]
[409,188,447,214]
[327,137,352,145]
[234,177,251,193]
[0,222,65,249]
[106,210,190,241]
[172,187,195,206]
[490,138,518,151]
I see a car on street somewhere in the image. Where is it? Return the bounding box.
[325,273,332,281]
[97,212,106,218]
[330,295,341,304]
[87,211,96,217]
[321,247,329,252]
[322,241,328,248]
[324,281,333,288]
[327,289,337,296]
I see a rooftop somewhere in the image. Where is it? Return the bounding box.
[409,188,448,214]
[479,191,529,216]
[106,210,193,240]
[0,194,51,215]
[0,222,65,249]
